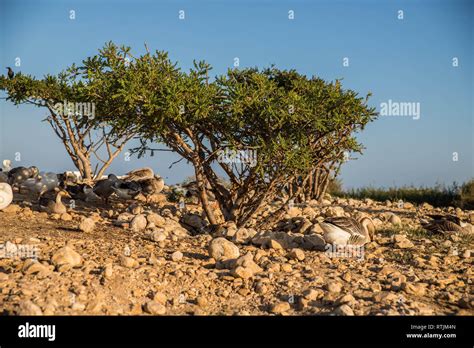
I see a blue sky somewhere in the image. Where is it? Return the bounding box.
[0,0,472,187]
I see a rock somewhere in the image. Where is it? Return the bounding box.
[458,296,473,309]
[51,246,82,268]
[208,238,240,262]
[303,289,323,301]
[71,302,86,311]
[321,199,332,206]
[233,228,256,244]
[325,206,345,217]
[336,294,357,306]
[287,207,302,218]
[148,229,167,242]
[289,248,305,261]
[462,250,471,259]
[281,263,292,272]
[403,202,415,209]
[130,214,147,232]
[232,266,254,279]
[79,218,95,233]
[153,292,167,305]
[270,301,290,314]
[144,301,167,315]
[127,203,143,215]
[231,253,262,279]
[171,251,183,262]
[120,256,138,268]
[60,213,73,221]
[333,304,354,316]
[116,212,134,223]
[268,239,284,250]
[389,214,402,226]
[393,234,414,249]
[17,300,43,315]
[304,234,326,251]
[103,263,113,279]
[182,213,206,231]
[23,261,51,276]
[146,212,166,227]
[421,202,434,210]
[325,281,342,293]
[196,296,208,307]
[468,213,474,224]
[86,299,104,313]
[219,222,237,238]
[372,292,399,303]
[402,282,427,296]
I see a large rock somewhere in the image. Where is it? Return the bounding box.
[232,228,257,244]
[51,246,82,268]
[231,252,262,279]
[303,234,326,251]
[208,238,240,261]
[270,302,291,314]
[393,234,414,249]
[143,300,166,315]
[333,304,354,316]
[182,213,206,231]
[325,206,345,217]
[289,248,305,261]
[146,213,166,227]
[130,214,147,232]
[17,300,43,315]
[389,214,402,226]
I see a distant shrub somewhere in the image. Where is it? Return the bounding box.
[327,177,343,195]
[334,180,473,208]
[459,179,474,209]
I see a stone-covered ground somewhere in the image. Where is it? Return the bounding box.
[0,194,472,316]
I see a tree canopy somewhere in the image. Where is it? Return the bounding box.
[1,42,377,227]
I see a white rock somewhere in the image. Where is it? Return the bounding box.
[130,214,147,232]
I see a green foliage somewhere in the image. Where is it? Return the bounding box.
[1,42,378,226]
[334,181,474,208]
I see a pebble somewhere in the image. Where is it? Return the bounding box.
[103,263,113,278]
[153,292,167,305]
[270,301,290,314]
[17,300,43,315]
[289,248,305,261]
[402,282,427,296]
[333,304,354,316]
[61,213,73,221]
[144,301,167,315]
[393,234,414,249]
[326,281,343,293]
[389,214,402,226]
[120,256,138,268]
[196,296,208,307]
[171,251,183,262]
